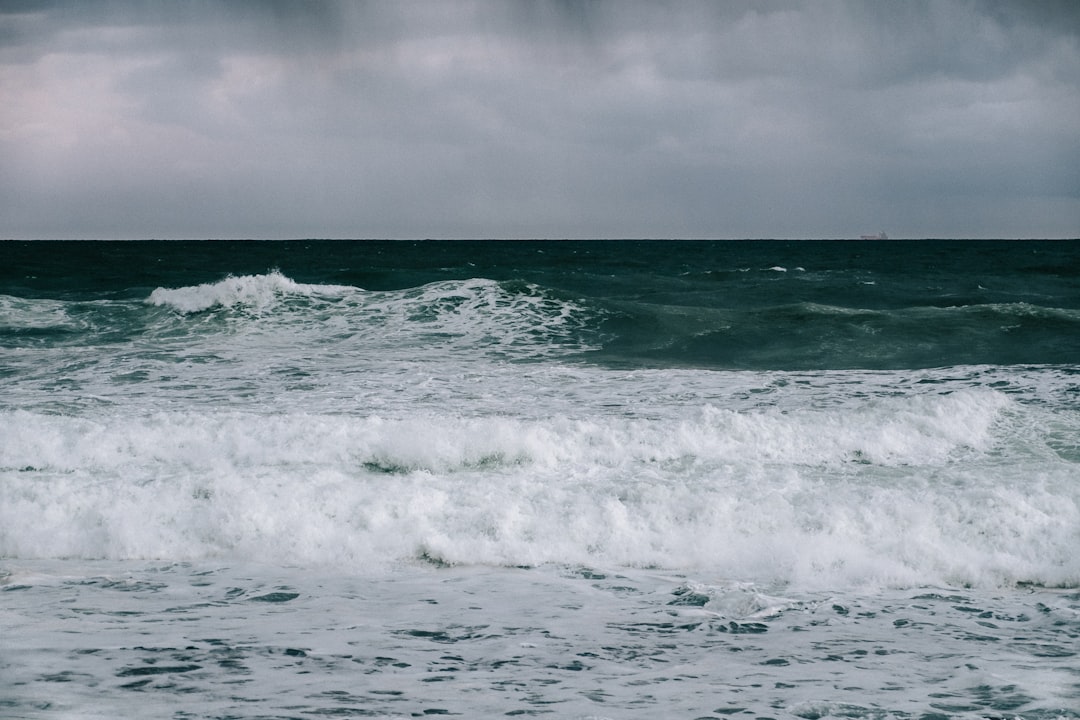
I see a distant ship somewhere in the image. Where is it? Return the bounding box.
[859,232,888,240]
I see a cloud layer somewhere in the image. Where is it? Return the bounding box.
[2,0,1078,238]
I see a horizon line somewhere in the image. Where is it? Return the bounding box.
[3,236,1078,242]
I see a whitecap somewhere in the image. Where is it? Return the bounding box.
[147,271,353,313]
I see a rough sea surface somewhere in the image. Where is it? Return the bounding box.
[2,239,1079,719]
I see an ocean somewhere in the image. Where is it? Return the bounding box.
[1,239,1078,719]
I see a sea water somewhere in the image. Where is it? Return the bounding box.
[1,239,1078,719]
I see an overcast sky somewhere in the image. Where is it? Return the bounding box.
[2,0,1078,239]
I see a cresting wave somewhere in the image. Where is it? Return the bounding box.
[146,270,354,313]
[143,271,599,361]
[11,270,1080,370]
[0,389,1008,474]
[3,390,1077,590]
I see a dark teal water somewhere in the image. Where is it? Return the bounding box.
[3,239,1078,369]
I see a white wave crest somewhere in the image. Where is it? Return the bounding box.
[145,273,597,363]
[3,388,1076,590]
[147,271,353,313]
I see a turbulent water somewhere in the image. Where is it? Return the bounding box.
[2,239,1078,719]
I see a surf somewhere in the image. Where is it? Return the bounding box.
[3,386,1076,590]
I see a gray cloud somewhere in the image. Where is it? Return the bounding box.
[1,0,1077,238]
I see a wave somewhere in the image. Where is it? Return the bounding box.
[3,389,1077,590]
[0,389,1008,474]
[142,272,599,361]
[599,300,1080,369]
[0,294,91,343]
[146,270,354,313]
[12,272,1079,371]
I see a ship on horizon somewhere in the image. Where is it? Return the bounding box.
[860,231,889,240]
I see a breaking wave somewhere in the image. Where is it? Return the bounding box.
[3,389,1077,590]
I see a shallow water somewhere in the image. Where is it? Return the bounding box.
[4,561,1080,719]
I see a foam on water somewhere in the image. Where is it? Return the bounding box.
[146,271,354,313]
[3,388,1076,590]
[0,294,81,332]
[0,388,1008,472]
[3,560,1077,719]
[145,272,598,360]
[4,241,1080,718]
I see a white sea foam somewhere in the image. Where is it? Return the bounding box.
[0,390,1007,477]
[3,388,1076,590]
[0,294,84,331]
[147,271,353,313]
[143,273,596,362]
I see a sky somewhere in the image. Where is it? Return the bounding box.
[1,0,1078,239]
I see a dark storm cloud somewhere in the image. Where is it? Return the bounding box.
[1,0,1077,238]
[1,2,362,77]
